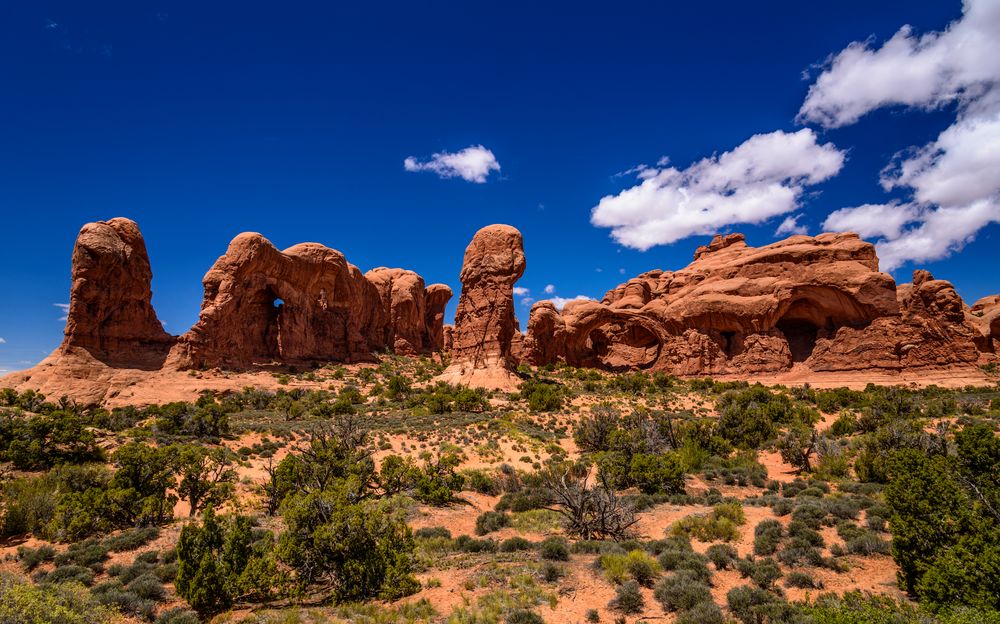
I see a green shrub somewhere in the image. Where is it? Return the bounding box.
[629,452,686,495]
[676,601,725,624]
[653,570,711,612]
[155,608,201,624]
[573,404,621,452]
[17,545,55,571]
[706,543,738,570]
[454,535,498,553]
[506,609,544,624]
[726,585,796,624]
[0,572,116,623]
[717,385,812,448]
[126,573,166,601]
[785,570,822,589]
[846,532,891,555]
[475,511,511,535]
[626,550,661,587]
[499,537,534,552]
[753,519,784,556]
[610,580,644,614]
[519,380,564,412]
[179,509,284,615]
[749,557,782,589]
[670,503,744,542]
[42,565,95,587]
[656,550,711,584]
[415,526,452,539]
[539,536,569,561]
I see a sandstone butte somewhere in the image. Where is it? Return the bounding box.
[2,219,999,405]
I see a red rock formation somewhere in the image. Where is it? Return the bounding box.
[62,218,173,366]
[971,294,1000,352]
[5,218,999,405]
[439,225,526,388]
[525,233,988,375]
[424,284,453,352]
[170,233,388,369]
[366,268,427,356]
[363,269,453,355]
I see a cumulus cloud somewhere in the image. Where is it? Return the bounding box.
[548,295,593,310]
[54,303,69,321]
[543,284,555,294]
[404,145,500,183]
[775,214,808,237]
[513,286,530,296]
[590,129,844,250]
[802,0,1000,271]
[799,0,1000,128]
[519,297,535,307]
[0,337,6,344]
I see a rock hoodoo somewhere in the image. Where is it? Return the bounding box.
[424,284,454,352]
[62,217,173,367]
[438,224,526,389]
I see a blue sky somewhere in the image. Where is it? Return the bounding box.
[2,0,998,373]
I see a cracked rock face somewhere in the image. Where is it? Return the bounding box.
[438,224,525,389]
[63,217,173,366]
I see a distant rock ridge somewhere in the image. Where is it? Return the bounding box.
[523,232,995,375]
[2,219,998,404]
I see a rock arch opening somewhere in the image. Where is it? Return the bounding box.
[776,317,818,363]
[251,285,284,361]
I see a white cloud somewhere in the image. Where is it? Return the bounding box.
[0,337,6,344]
[404,145,500,183]
[881,113,1000,208]
[799,0,1000,128]
[548,295,593,310]
[520,297,535,307]
[54,303,70,321]
[775,214,809,237]
[543,284,555,294]
[823,203,923,240]
[513,286,530,296]
[803,0,1000,271]
[870,199,998,271]
[590,129,845,250]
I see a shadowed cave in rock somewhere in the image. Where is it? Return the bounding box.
[586,321,662,370]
